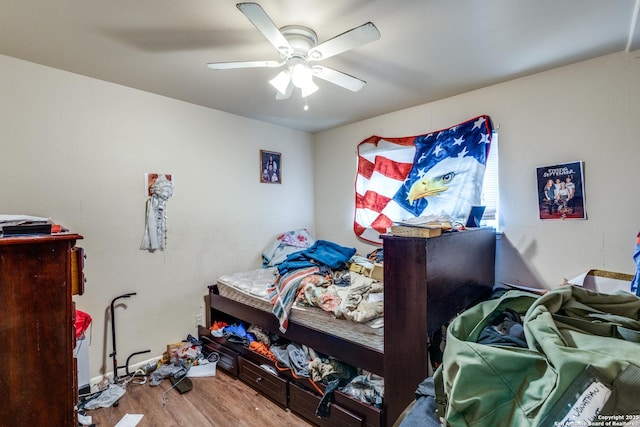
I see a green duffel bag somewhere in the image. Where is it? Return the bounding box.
[434,286,640,426]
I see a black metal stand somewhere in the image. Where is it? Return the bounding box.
[109,293,150,384]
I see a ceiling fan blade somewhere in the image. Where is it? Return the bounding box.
[308,22,380,61]
[312,66,366,92]
[237,2,292,55]
[207,60,283,70]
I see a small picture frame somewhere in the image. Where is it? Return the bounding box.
[260,150,282,184]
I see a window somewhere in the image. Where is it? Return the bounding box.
[481,132,499,228]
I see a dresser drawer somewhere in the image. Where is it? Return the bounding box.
[333,391,381,427]
[70,246,86,295]
[310,378,382,427]
[203,339,239,376]
[289,382,364,427]
[238,357,288,407]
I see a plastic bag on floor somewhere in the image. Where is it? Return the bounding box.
[84,383,126,410]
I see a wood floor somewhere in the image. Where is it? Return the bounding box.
[84,370,314,427]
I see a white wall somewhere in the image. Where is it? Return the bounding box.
[0,54,314,379]
[2,49,639,380]
[313,50,640,288]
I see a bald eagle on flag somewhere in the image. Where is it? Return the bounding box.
[355,115,493,243]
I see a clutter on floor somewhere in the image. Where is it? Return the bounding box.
[78,333,220,416]
[151,334,220,406]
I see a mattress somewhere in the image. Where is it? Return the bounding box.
[217,268,384,352]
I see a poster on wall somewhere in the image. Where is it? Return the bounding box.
[536,161,586,220]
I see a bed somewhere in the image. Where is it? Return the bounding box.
[201,227,496,426]
[216,267,384,351]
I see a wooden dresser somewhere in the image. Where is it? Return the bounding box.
[0,233,84,426]
[382,228,495,423]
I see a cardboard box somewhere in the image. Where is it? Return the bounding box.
[348,261,384,281]
[349,263,369,275]
[163,342,184,363]
[368,263,384,281]
[567,269,634,294]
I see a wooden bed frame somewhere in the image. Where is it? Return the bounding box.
[203,228,496,426]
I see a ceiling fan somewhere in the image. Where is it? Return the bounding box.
[206,2,381,101]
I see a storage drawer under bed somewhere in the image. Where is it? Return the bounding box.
[238,356,288,407]
[202,337,239,376]
[289,381,365,427]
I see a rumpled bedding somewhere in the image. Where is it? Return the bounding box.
[269,266,321,333]
[297,271,383,324]
[226,233,383,333]
[218,268,384,332]
[262,229,314,267]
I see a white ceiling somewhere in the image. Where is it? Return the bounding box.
[1,0,638,133]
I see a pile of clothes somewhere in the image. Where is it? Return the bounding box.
[260,230,385,333]
[210,321,384,416]
[149,334,219,394]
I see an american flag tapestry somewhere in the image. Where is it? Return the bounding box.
[354,115,493,243]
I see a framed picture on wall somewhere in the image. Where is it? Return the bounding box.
[536,161,586,220]
[260,150,282,184]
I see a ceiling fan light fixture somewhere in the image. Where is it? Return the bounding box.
[291,63,311,88]
[300,80,319,98]
[269,70,291,95]
[290,62,318,97]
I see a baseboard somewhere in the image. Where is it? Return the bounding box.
[88,355,162,393]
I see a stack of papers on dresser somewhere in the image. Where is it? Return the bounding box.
[390,215,452,237]
[0,215,52,235]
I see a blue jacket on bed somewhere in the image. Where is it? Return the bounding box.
[277,240,356,275]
